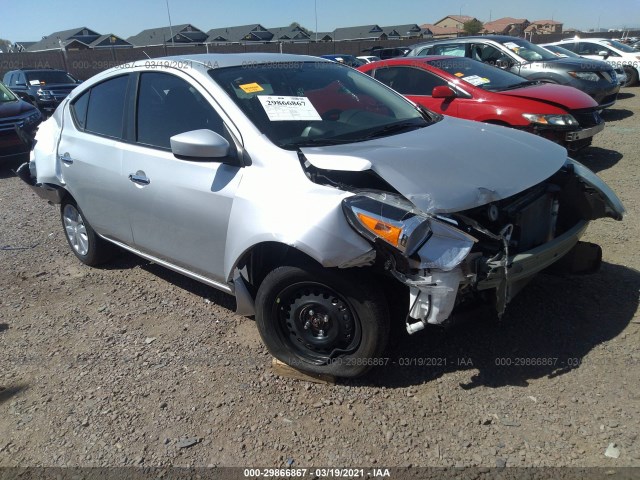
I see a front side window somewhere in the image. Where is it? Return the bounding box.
[85,75,129,139]
[373,66,447,95]
[136,72,224,150]
[71,90,90,129]
[0,82,17,102]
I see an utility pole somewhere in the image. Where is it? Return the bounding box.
[166,0,175,47]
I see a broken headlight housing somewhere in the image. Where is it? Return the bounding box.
[342,191,476,271]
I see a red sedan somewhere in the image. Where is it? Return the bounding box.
[358,56,604,151]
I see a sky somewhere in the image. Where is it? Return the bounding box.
[1,0,639,43]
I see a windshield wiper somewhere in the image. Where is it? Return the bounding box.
[497,80,541,91]
[358,121,426,140]
[279,137,356,148]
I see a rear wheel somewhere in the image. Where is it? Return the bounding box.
[61,200,114,266]
[255,265,389,377]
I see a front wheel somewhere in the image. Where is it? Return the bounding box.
[255,265,389,378]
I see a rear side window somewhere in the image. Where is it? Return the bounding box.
[85,75,128,139]
[374,66,447,95]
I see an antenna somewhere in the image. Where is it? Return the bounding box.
[166,0,175,47]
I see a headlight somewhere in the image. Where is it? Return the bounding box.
[342,191,476,271]
[22,110,42,126]
[36,89,54,98]
[522,113,579,126]
[568,71,600,82]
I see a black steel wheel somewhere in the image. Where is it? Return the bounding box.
[255,265,389,377]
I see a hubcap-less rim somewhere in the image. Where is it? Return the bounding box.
[63,204,89,256]
[275,282,362,364]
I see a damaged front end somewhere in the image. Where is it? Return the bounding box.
[341,158,625,334]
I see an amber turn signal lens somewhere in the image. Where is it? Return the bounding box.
[356,212,402,247]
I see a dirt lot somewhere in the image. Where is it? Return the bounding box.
[1,88,639,471]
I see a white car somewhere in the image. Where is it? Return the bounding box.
[546,38,640,87]
[541,44,628,87]
[357,55,382,64]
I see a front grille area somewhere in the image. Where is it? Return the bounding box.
[570,108,603,128]
[0,117,25,133]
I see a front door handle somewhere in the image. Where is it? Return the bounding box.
[128,172,150,186]
[59,152,74,164]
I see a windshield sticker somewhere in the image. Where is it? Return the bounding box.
[462,75,491,86]
[239,82,264,93]
[454,72,465,77]
[258,96,322,121]
[503,42,520,51]
[29,80,41,86]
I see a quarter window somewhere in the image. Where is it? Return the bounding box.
[136,72,224,149]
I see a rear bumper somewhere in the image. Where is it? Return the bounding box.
[16,162,65,203]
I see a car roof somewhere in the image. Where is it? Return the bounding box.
[409,35,521,49]
[163,53,332,69]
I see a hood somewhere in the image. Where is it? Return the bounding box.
[301,116,567,214]
[0,98,38,117]
[500,84,598,110]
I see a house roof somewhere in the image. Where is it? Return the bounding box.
[382,24,422,37]
[420,24,461,36]
[268,26,310,41]
[126,24,206,46]
[434,15,475,25]
[206,24,273,42]
[15,41,36,49]
[333,24,387,41]
[27,27,100,51]
[531,19,562,25]
[483,17,529,33]
[89,34,132,48]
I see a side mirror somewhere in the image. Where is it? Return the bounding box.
[598,50,609,59]
[432,85,456,99]
[170,129,230,160]
[496,56,514,69]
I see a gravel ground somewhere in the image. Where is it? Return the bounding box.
[0,87,639,470]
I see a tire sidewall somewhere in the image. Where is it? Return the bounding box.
[61,200,101,266]
[255,265,389,378]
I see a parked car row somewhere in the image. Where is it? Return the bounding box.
[3,68,81,115]
[16,53,625,378]
[0,81,42,159]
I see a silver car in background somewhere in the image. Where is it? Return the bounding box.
[19,54,625,377]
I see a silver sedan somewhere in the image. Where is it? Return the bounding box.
[19,53,624,377]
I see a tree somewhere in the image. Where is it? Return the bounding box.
[463,19,484,36]
[289,22,312,35]
[0,39,12,53]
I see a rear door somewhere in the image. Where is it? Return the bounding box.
[57,74,134,244]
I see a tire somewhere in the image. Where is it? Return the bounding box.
[61,199,114,266]
[622,66,639,87]
[255,265,390,378]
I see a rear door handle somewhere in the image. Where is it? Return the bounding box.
[128,173,150,186]
[59,152,74,164]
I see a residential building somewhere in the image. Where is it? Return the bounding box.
[483,17,530,36]
[525,20,564,35]
[27,27,102,52]
[333,25,387,41]
[127,24,208,47]
[206,24,273,43]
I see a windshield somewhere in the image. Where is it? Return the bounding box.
[209,61,433,149]
[428,57,532,91]
[601,40,636,53]
[0,83,17,102]
[543,44,581,58]
[499,38,557,62]
[25,70,77,85]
